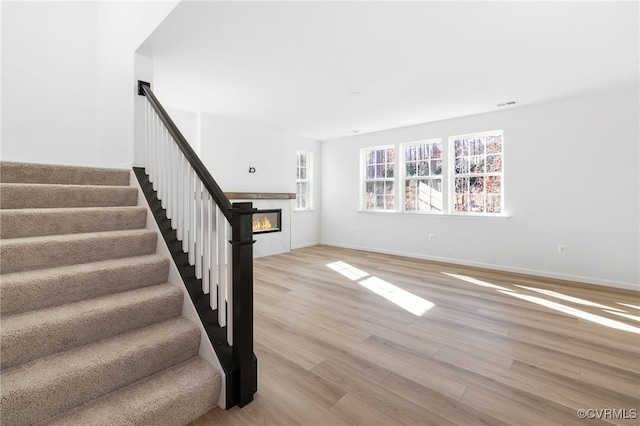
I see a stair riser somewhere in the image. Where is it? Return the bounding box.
[1,256,170,315]
[0,161,130,186]
[1,285,184,369]
[0,231,157,274]
[0,184,138,209]
[0,207,147,239]
[47,357,220,426]
[1,319,201,426]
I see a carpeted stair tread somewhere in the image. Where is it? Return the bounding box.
[1,283,184,369]
[0,254,169,315]
[0,161,222,423]
[0,161,130,186]
[0,229,157,274]
[0,206,148,239]
[0,183,138,209]
[1,317,202,426]
[45,356,220,426]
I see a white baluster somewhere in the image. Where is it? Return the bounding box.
[217,208,227,327]
[171,142,179,229]
[188,167,196,265]
[150,112,158,191]
[176,153,184,241]
[226,219,233,345]
[195,178,203,279]
[183,163,191,253]
[144,102,150,175]
[203,193,211,294]
[210,204,219,310]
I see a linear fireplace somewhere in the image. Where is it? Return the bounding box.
[252,209,282,234]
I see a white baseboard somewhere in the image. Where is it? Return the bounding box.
[291,241,321,251]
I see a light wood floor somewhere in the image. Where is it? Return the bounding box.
[189,245,640,426]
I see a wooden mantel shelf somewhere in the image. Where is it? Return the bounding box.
[225,192,296,200]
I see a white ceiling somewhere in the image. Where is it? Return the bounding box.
[138,1,639,141]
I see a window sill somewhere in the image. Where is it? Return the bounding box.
[294,208,316,212]
[357,210,511,220]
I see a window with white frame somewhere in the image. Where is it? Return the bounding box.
[403,140,443,212]
[451,131,503,214]
[296,151,312,209]
[363,146,395,211]
[361,130,503,215]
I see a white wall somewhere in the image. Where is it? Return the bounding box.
[195,113,321,248]
[2,1,98,166]
[1,1,178,168]
[321,84,639,289]
[199,114,295,193]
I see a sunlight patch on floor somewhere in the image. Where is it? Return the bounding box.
[617,302,640,310]
[326,261,369,281]
[441,272,513,291]
[327,261,434,316]
[499,290,640,334]
[605,310,640,322]
[443,272,638,334]
[514,285,625,311]
[359,276,435,316]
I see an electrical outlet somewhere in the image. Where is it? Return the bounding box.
[557,245,566,254]
[428,234,435,240]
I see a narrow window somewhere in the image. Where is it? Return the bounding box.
[296,151,312,209]
[363,146,395,211]
[403,140,443,212]
[451,131,503,214]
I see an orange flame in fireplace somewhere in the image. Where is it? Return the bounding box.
[253,216,272,232]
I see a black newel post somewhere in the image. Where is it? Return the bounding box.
[230,202,257,407]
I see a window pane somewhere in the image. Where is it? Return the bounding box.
[406,162,417,177]
[470,176,484,193]
[455,177,469,194]
[405,180,417,211]
[406,146,416,161]
[470,194,484,212]
[455,139,469,157]
[417,160,429,176]
[299,166,307,180]
[366,165,375,179]
[455,194,469,212]
[471,139,485,155]
[386,148,395,163]
[296,183,307,209]
[470,156,484,173]
[385,163,394,178]
[486,176,501,193]
[431,143,442,158]
[455,158,469,174]
[485,195,501,213]
[486,155,502,172]
[486,136,502,154]
[430,159,442,176]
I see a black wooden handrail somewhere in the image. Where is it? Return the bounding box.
[139,83,233,220]
[138,81,257,408]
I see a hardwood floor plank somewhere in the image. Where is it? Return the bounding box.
[311,359,456,426]
[255,342,346,409]
[380,373,509,426]
[190,245,640,425]
[330,394,405,426]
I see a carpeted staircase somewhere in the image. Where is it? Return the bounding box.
[0,161,221,425]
